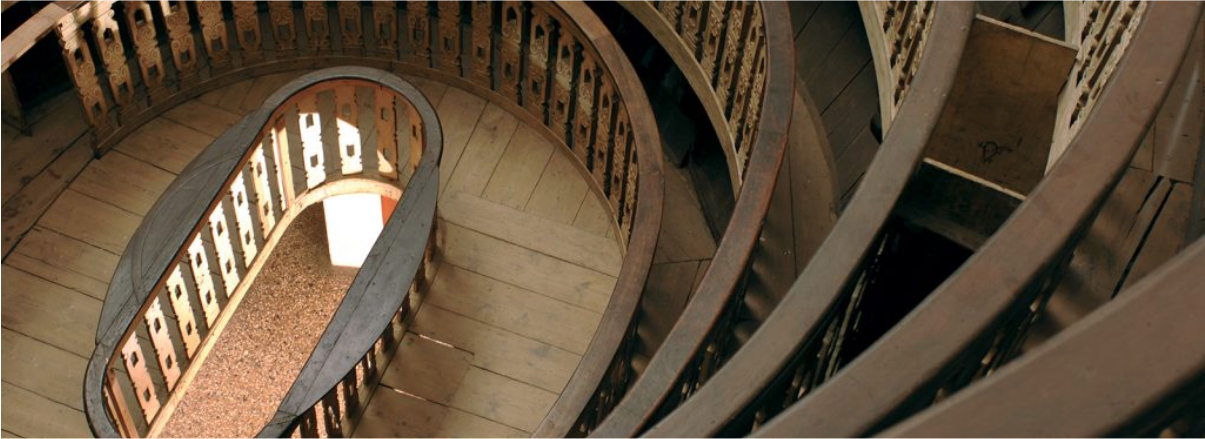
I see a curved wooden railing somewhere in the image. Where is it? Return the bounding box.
[880,236,1205,438]
[83,67,442,438]
[635,2,973,437]
[533,2,794,437]
[52,2,666,437]
[749,2,1203,437]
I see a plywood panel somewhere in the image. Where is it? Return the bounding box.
[0,383,90,438]
[483,125,555,210]
[525,151,590,225]
[1,329,88,410]
[427,265,601,354]
[412,305,579,393]
[444,104,520,198]
[71,151,176,216]
[440,222,614,312]
[38,189,140,255]
[1,138,92,256]
[1,266,100,357]
[440,192,622,276]
[447,367,557,432]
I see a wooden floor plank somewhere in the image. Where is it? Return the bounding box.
[525,151,590,225]
[572,190,614,237]
[434,87,489,194]
[447,366,557,432]
[411,305,579,394]
[1,266,100,357]
[1,329,88,411]
[1,429,22,438]
[10,226,119,286]
[1,98,87,205]
[164,99,243,138]
[114,118,212,174]
[406,76,450,107]
[1,138,92,256]
[440,222,615,313]
[38,189,141,255]
[654,162,718,264]
[0,383,91,438]
[444,104,520,199]
[353,389,526,438]
[4,254,109,300]
[380,333,473,405]
[427,265,601,355]
[198,78,255,113]
[441,192,622,276]
[237,72,302,113]
[482,125,555,210]
[71,150,176,217]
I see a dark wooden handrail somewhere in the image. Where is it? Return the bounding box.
[83,67,442,438]
[877,237,1205,437]
[752,2,1205,437]
[639,3,975,437]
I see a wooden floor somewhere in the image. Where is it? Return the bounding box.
[0,72,623,438]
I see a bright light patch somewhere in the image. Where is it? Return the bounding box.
[322,193,384,268]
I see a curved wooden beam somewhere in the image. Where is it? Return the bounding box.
[637,3,974,437]
[753,2,1205,437]
[879,237,1205,437]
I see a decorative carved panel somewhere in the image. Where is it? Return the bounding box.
[335,86,364,175]
[437,2,462,75]
[407,1,432,66]
[120,337,161,421]
[232,2,263,62]
[144,297,181,390]
[165,265,201,357]
[471,1,493,83]
[269,1,298,52]
[499,1,523,102]
[197,1,231,69]
[208,204,241,296]
[187,236,221,328]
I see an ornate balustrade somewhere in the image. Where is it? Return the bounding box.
[860,1,936,128]
[83,67,442,438]
[743,2,1201,437]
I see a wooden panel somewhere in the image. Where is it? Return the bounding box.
[237,73,302,113]
[426,265,601,355]
[440,222,614,313]
[0,383,90,438]
[10,227,119,290]
[444,104,521,198]
[572,191,612,237]
[71,151,176,216]
[380,333,473,405]
[0,96,87,204]
[198,79,255,113]
[353,388,526,438]
[3,254,108,300]
[114,118,213,174]
[1,138,92,256]
[164,99,242,138]
[1,265,100,357]
[482,125,555,210]
[433,87,489,194]
[525,150,590,225]
[440,192,622,276]
[39,189,141,255]
[653,164,717,263]
[412,305,579,394]
[1,329,88,410]
[448,366,558,432]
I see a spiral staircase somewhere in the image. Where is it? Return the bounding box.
[2,1,1203,438]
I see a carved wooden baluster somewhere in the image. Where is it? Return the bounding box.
[271,118,296,208]
[572,56,598,164]
[269,1,298,53]
[120,337,161,422]
[470,1,493,84]
[338,1,364,56]
[659,0,682,29]
[91,2,135,118]
[372,2,399,59]
[164,265,201,357]
[56,15,113,139]
[230,173,259,266]
[609,106,631,209]
[322,390,344,437]
[728,6,762,127]
[592,80,616,188]
[716,1,748,109]
[700,1,726,83]
[334,86,364,176]
[298,96,327,189]
[304,1,331,55]
[375,89,399,178]
[103,378,139,437]
[160,1,200,85]
[250,146,278,236]
[209,203,241,297]
[550,31,575,141]
[144,297,182,390]
[124,1,169,103]
[499,1,523,102]
[197,1,231,69]
[232,2,263,63]
[621,148,638,242]
[525,7,553,119]
[737,48,767,178]
[437,2,462,75]
[187,236,221,328]
[406,1,432,67]
[680,1,705,56]
[409,101,424,172]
